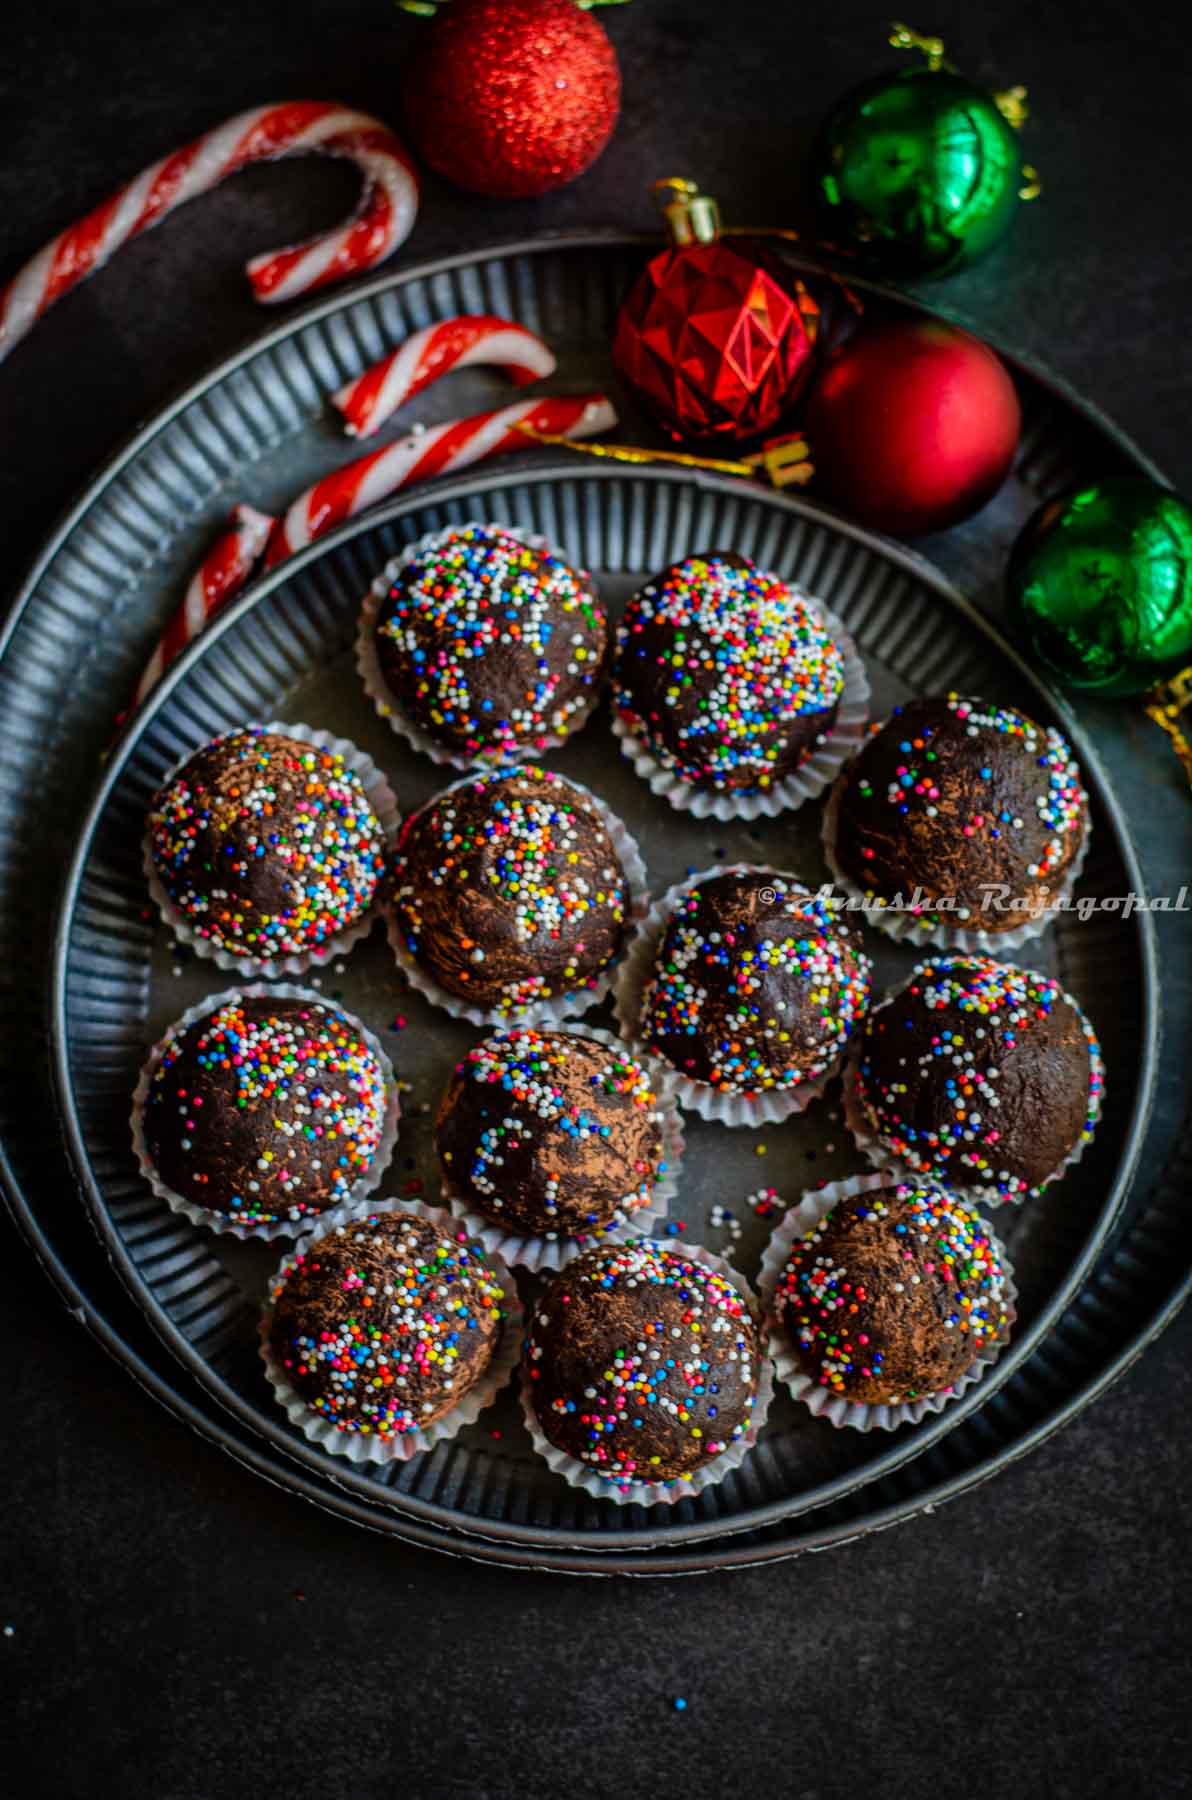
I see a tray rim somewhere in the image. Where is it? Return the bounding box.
[48,453,1161,1554]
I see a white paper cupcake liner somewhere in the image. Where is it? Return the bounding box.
[356,522,607,772]
[611,593,869,821]
[757,1172,1018,1432]
[841,963,1106,1209]
[386,767,650,1029]
[144,721,401,978]
[438,1024,686,1272]
[611,863,868,1127]
[130,983,402,1243]
[259,1195,524,1465]
[518,1237,774,1507]
[820,767,1092,952]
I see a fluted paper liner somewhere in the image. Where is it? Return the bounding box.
[259,1196,523,1465]
[757,1172,1017,1432]
[130,984,401,1243]
[820,766,1092,952]
[439,1024,686,1272]
[612,863,869,1126]
[144,721,401,978]
[386,767,650,1028]
[841,962,1105,1209]
[611,593,869,821]
[357,522,606,771]
[518,1237,774,1507]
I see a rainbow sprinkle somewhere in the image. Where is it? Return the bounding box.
[269,1213,507,1438]
[776,1183,1011,1404]
[641,873,871,1096]
[376,525,605,760]
[852,955,1104,1200]
[148,729,387,961]
[614,555,846,791]
[145,996,389,1226]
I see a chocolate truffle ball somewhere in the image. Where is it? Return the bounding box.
[523,1241,761,1487]
[372,524,609,762]
[613,553,847,796]
[391,765,633,1018]
[772,1182,1013,1406]
[147,729,388,963]
[638,870,871,1097]
[266,1211,508,1440]
[831,694,1089,935]
[849,955,1103,1202]
[141,994,391,1229]
[437,1028,668,1238]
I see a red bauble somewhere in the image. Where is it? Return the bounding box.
[400,0,621,200]
[804,318,1021,536]
[614,238,819,443]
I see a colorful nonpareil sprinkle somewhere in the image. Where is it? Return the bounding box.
[375,524,605,760]
[640,874,871,1096]
[775,1184,1011,1404]
[268,1213,507,1438]
[852,956,1104,1200]
[144,996,389,1227]
[147,729,387,961]
[393,766,629,1016]
[614,555,846,791]
[444,1027,665,1233]
[524,1241,760,1492]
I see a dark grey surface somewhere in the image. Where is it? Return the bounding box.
[3,0,1191,1793]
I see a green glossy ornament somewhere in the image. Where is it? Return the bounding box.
[1005,478,1192,699]
[812,65,1026,277]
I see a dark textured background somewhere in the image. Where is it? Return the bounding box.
[3,3,1192,1795]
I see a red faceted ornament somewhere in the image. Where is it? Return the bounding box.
[613,182,820,443]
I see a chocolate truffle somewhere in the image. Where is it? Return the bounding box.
[437,1028,668,1238]
[266,1211,508,1440]
[849,955,1103,1202]
[772,1182,1013,1406]
[141,994,391,1229]
[613,553,847,796]
[831,694,1089,935]
[391,765,633,1018]
[372,524,609,762]
[637,870,871,1097]
[523,1241,761,1487]
[147,728,388,963]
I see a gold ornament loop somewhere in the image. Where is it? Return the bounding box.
[888,21,948,71]
[1019,164,1043,201]
[510,423,815,489]
[1144,670,1192,791]
[994,84,1031,129]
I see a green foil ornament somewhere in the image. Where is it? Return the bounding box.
[811,24,1037,278]
[1005,478,1192,699]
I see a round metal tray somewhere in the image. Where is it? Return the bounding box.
[2,233,1186,1572]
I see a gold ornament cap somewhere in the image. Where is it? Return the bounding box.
[652,178,721,247]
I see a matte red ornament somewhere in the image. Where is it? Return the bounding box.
[400,0,621,200]
[804,317,1021,537]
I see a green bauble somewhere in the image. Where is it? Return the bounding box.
[1005,478,1192,698]
[812,67,1023,277]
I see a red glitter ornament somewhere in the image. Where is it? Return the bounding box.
[399,0,623,200]
[804,317,1021,537]
[613,180,820,444]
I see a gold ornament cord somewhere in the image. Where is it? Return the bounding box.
[510,423,814,488]
[1145,670,1192,789]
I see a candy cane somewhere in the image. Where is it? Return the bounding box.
[0,102,419,364]
[263,394,616,566]
[133,505,275,707]
[332,315,557,438]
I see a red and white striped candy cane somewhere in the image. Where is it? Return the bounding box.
[0,102,419,364]
[263,394,616,567]
[133,505,275,707]
[333,315,557,438]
